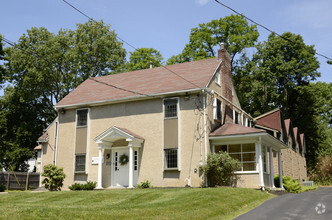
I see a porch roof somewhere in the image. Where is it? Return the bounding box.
[210,123,266,137]
[94,126,144,145]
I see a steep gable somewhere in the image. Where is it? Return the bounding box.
[255,108,282,132]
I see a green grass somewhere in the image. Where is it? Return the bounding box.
[0,188,274,219]
[300,185,318,192]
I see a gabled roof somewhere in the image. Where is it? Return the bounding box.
[293,127,298,142]
[210,123,266,137]
[94,126,144,144]
[38,132,48,143]
[56,58,221,108]
[255,108,282,132]
[284,119,291,136]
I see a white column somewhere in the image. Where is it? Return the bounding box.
[269,147,275,188]
[257,137,264,190]
[278,151,284,189]
[96,144,103,189]
[128,141,134,188]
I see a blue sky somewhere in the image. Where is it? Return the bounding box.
[1,0,331,96]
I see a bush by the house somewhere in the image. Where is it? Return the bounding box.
[42,164,66,191]
[137,180,151,189]
[274,175,301,193]
[0,184,6,192]
[69,181,97,190]
[309,154,332,185]
[200,152,241,187]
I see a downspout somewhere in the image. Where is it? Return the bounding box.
[53,120,59,165]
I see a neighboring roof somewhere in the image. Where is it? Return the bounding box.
[293,127,298,142]
[255,108,282,132]
[210,123,266,137]
[38,132,48,143]
[34,145,42,150]
[56,58,221,108]
[284,119,291,136]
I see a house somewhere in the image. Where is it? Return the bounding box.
[36,45,288,190]
[254,108,307,182]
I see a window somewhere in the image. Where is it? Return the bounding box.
[234,111,239,124]
[215,72,220,85]
[213,98,222,121]
[75,154,86,172]
[164,99,178,118]
[215,143,256,172]
[164,149,178,169]
[77,109,88,126]
[115,152,118,171]
[134,150,138,171]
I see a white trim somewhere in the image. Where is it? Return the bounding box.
[269,147,275,188]
[205,59,223,88]
[96,145,103,189]
[257,137,264,189]
[55,88,202,110]
[54,120,59,165]
[203,92,208,162]
[86,108,91,174]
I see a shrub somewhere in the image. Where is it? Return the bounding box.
[275,175,302,193]
[42,164,66,191]
[200,152,241,187]
[0,184,6,192]
[137,180,151,189]
[309,154,332,185]
[69,181,97,190]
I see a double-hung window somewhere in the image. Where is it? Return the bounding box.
[213,98,222,121]
[77,109,88,126]
[164,149,178,169]
[75,109,88,173]
[164,99,178,118]
[75,154,86,172]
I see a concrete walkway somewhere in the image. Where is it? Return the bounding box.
[235,187,331,220]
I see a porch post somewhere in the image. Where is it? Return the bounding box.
[278,151,284,189]
[96,144,103,189]
[128,141,134,188]
[257,137,264,190]
[269,147,275,188]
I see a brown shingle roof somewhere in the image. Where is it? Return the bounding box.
[255,108,282,132]
[38,132,48,142]
[113,126,144,140]
[210,123,266,137]
[56,58,220,108]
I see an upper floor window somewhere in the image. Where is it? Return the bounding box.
[215,72,220,85]
[164,99,178,118]
[234,111,239,124]
[77,109,88,126]
[213,98,222,121]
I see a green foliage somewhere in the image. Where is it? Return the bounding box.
[136,180,151,189]
[126,48,163,71]
[200,152,241,187]
[0,184,6,192]
[69,181,97,190]
[167,14,259,66]
[282,176,301,193]
[274,174,281,188]
[309,154,332,185]
[42,164,66,191]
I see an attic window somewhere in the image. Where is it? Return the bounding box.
[215,72,220,85]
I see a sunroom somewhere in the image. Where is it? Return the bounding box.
[209,123,288,189]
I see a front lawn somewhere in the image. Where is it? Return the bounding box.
[0,187,274,219]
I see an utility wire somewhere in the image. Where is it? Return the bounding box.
[214,0,332,61]
[61,0,201,88]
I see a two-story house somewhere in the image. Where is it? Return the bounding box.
[36,45,287,190]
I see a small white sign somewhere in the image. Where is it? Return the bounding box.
[92,157,104,165]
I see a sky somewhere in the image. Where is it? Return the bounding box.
[1,0,331,96]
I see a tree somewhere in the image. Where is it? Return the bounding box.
[234,32,320,116]
[167,14,259,66]
[1,20,126,170]
[0,35,5,87]
[4,20,126,121]
[126,48,163,71]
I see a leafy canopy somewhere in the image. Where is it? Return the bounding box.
[167,14,259,66]
[127,48,163,71]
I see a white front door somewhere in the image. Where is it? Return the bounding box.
[112,148,129,187]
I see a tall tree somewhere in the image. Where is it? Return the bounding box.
[1,20,126,170]
[127,48,163,71]
[167,14,259,66]
[4,20,126,122]
[0,35,5,87]
[234,32,320,116]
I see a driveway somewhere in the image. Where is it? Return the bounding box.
[235,187,331,220]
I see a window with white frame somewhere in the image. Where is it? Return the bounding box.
[164,149,178,169]
[213,98,222,121]
[76,109,88,126]
[234,111,239,124]
[164,99,178,118]
[215,71,220,85]
[215,143,256,171]
[75,154,86,172]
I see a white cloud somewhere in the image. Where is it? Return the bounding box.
[195,0,211,6]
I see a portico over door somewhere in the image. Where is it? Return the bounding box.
[94,126,144,189]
